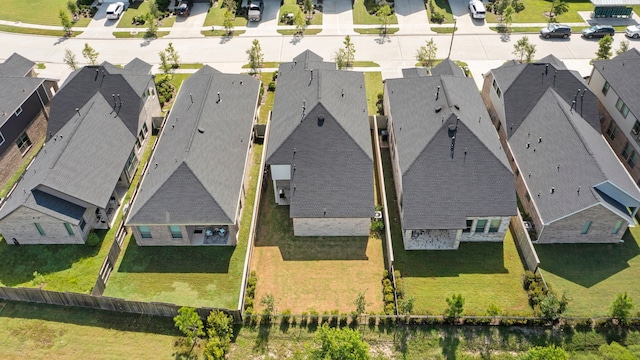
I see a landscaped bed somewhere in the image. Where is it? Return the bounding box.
[536,224,640,317]
[103,144,263,309]
[382,149,532,316]
[251,179,386,314]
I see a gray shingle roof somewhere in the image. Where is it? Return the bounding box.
[0,53,34,77]
[48,60,151,136]
[401,68,429,78]
[126,67,260,225]
[386,75,516,229]
[0,94,135,222]
[267,51,373,218]
[493,60,600,139]
[0,77,45,128]
[509,89,640,223]
[592,49,640,122]
[430,58,465,77]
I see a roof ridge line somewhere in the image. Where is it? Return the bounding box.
[185,74,214,154]
[49,99,99,171]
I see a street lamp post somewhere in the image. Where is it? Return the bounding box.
[447,16,458,58]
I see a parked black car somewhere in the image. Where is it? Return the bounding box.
[582,25,615,39]
[540,24,572,39]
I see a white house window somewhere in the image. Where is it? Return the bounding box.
[622,142,632,160]
[606,122,617,140]
[34,222,46,236]
[602,81,610,96]
[475,219,487,233]
[142,122,148,135]
[612,220,623,235]
[64,222,74,236]
[581,221,592,234]
[616,98,630,118]
[15,132,32,155]
[168,225,182,239]
[629,151,638,168]
[79,218,86,231]
[492,79,502,98]
[138,226,152,238]
[488,219,501,233]
[14,106,23,116]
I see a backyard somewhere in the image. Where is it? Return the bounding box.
[536,224,640,317]
[251,179,386,314]
[382,149,532,316]
[103,143,262,309]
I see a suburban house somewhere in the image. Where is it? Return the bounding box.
[126,66,261,246]
[265,50,374,237]
[0,53,58,186]
[0,59,160,244]
[482,56,640,244]
[588,49,640,185]
[384,61,516,250]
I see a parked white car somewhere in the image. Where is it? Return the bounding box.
[105,2,125,20]
[468,0,486,19]
[626,24,640,38]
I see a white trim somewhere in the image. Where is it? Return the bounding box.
[14,106,23,116]
[0,131,5,146]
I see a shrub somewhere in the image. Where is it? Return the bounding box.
[86,232,101,247]
[430,11,444,24]
[382,278,392,287]
[368,315,377,327]
[384,303,395,315]
[339,313,348,327]
[309,310,319,325]
[371,220,384,233]
[300,312,308,326]
[268,82,276,91]
[281,309,291,325]
[384,293,394,303]
[321,311,330,325]
[244,297,254,309]
[272,71,278,81]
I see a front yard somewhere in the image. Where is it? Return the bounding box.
[251,180,385,314]
[485,0,594,23]
[117,1,176,28]
[0,0,91,26]
[353,0,398,25]
[536,224,640,317]
[382,149,531,316]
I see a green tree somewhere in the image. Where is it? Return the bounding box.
[303,0,314,20]
[616,39,630,55]
[399,297,415,315]
[595,34,613,61]
[246,39,264,74]
[223,10,234,34]
[502,5,514,33]
[294,10,306,34]
[445,293,465,320]
[146,12,158,36]
[260,293,275,322]
[148,0,160,19]
[59,10,73,36]
[343,35,356,67]
[376,3,392,35]
[204,310,233,360]
[63,48,78,70]
[173,307,204,346]
[203,337,228,360]
[610,292,634,324]
[354,292,367,318]
[334,48,346,70]
[166,42,180,68]
[552,0,569,18]
[307,324,370,360]
[539,292,569,321]
[223,0,237,14]
[81,43,99,65]
[598,341,635,360]
[486,303,502,317]
[416,38,437,68]
[518,345,568,360]
[67,0,79,18]
[159,50,171,75]
[513,36,536,63]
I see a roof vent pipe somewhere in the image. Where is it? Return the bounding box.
[75,108,80,116]
[217,92,221,103]
[190,93,193,103]
[435,86,440,101]
[551,187,555,194]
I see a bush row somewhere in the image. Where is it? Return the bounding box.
[155,75,175,107]
[243,271,257,315]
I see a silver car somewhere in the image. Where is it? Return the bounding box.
[626,24,640,39]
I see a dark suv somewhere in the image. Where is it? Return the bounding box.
[581,25,615,38]
[540,24,571,39]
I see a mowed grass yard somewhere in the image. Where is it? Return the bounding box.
[536,224,640,317]
[485,0,594,23]
[103,144,263,309]
[251,180,385,314]
[117,1,176,28]
[0,0,90,26]
[382,149,531,316]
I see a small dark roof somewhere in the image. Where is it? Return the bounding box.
[267,51,373,218]
[0,53,35,77]
[401,68,429,78]
[592,49,640,122]
[127,67,261,225]
[48,59,152,136]
[492,59,600,139]
[385,75,515,229]
[0,94,135,222]
[0,77,46,128]
[430,58,466,77]
[509,88,640,223]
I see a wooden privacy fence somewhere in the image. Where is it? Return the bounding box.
[509,212,540,272]
[92,225,127,296]
[0,286,241,322]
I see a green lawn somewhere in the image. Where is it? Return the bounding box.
[354,27,399,34]
[364,72,383,116]
[277,28,322,35]
[536,224,640,317]
[201,29,247,36]
[241,62,280,69]
[0,0,89,26]
[117,1,176,28]
[382,149,531,316]
[259,72,276,124]
[112,31,169,38]
[485,0,593,23]
[429,0,454,23]
[0,25,82,37]
[430,26,457,34]
[103,144,262,309]
[0,138,44,198]
[352,0,398,25]
[203,2,247,27]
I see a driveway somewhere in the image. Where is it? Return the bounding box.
[78,0,124,38]
[320,0,355,36]
[166,2,209,38]
[243,0,280,36]
[393,0,431,35]
[446,0,493,34]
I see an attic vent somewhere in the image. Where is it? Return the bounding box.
[454,104,460,110]
[318,114,325,127]
[448,124,456,131]
[435,106,442,113]
[198,127,204,134]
